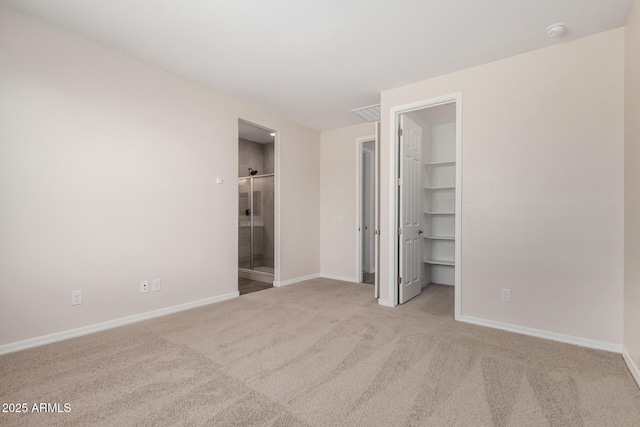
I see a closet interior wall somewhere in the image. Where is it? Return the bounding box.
[407,105,457,287]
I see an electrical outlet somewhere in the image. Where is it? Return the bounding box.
[140,280,149,293]
[71,290,82,305]
[152,279,161,292]
[501,289,511,303]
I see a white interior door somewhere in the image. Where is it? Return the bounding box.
[399,115,422,303]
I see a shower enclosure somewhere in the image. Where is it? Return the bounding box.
[238,174,274,280]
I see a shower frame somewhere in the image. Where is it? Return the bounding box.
[239,172,275,273]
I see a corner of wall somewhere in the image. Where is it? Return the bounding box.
[622,346,640,388]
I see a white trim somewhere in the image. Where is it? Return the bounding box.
[460,315,622,353]
[355,135,376,284]
[273,273,320,287]
[274,130,281,285]
[0,292,239,356]
[387,105,397,306]
[378,298,395,307]
[454,96,463,320]
[388,92,463,311]
[373,121,381,299]
[622,346,640,387]
[320,273,360,283]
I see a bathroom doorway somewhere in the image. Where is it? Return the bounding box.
[238,120,277,295]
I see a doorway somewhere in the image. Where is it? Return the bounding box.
[390,94,462,318]
[238,120,277,295]
[356,123,381,298]
[359,140,375,285]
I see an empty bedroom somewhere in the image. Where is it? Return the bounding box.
[1,0,639,425]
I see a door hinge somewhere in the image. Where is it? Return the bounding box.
[397,277,402,285]
[398,127,403,137]
[397,228,402,235]
[397,178,402,186]
[375,229,380,235]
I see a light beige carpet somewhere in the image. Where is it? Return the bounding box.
[1,279,639,426]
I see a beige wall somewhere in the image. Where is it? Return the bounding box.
[380,29,625,346]
[0,6,320,346]
[320,123,375,281]
[625,0,640,379]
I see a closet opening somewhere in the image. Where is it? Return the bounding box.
[391,94,462,318]
[238,120,277,295]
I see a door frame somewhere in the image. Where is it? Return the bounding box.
[355,135,376,283]
[387,93,462,319]
[237,118,280,286]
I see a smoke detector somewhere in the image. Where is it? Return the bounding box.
[546,23,566,38]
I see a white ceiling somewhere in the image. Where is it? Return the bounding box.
[1,0,632,131]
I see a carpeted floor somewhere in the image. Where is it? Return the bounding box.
[1,279,639,426]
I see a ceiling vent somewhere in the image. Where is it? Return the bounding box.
[351,104,381,122]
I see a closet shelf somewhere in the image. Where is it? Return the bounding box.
[424,259,455,266]
[425,235,455,240]
[424,211,455,215]
[425,161,455,167]
[424,186,455,190]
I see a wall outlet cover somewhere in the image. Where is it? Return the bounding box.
[140,281,149,293]
[71,290,82,305]
[152,279,161,292]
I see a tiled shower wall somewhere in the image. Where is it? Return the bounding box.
[238,138,274,177]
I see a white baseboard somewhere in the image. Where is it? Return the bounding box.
[378,298,395,307]
[320,273,359,283]
[622,346,640,388]
[459,315,622,353]
[273,273,320,287]
[0,291,239,356]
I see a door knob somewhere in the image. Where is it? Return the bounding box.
[418,229,423,234]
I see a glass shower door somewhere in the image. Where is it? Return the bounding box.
[238,175,274,273]
[238,178,251,270]
[252,176,274,273]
